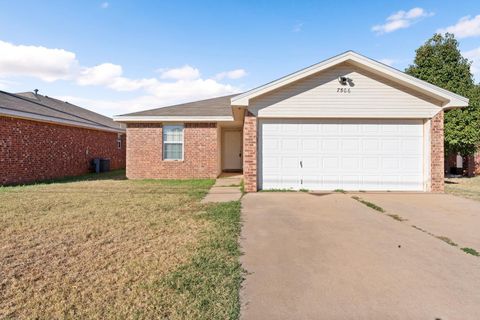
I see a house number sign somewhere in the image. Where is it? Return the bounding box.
[337,88,351,93]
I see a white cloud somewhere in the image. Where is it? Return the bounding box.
[0,39,246,116]
[58,77,241,116]
[214,69,247,80]
[438,15,480,39]
[463,47,480,82]
[0,40,78,82]
[101,2,109,9]
[372,7,434,34]
[77,63,122,86]
[159,65,200,80]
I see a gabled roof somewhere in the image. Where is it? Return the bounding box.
[0,91,125,132]
[231,51,469,109]
[114,94,238,122]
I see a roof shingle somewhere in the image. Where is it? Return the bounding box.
[0,91,124,132]
[119,94,239,117]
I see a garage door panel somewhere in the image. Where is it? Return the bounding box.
[322,139,340,152]
[341,157,361,172]
[323,157,339,170]
[301,139,319,153]
[341,139,360,153]
[281,139,300,153]
[362,157,379,170]
[321,175,341,190]
[260,119,424,191]
[263,138,280,152]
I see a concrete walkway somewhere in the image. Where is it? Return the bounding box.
[201,173,243,203]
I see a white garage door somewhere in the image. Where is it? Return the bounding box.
[260,119,425,191]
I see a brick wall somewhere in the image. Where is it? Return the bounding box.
[445,152,480,177]
[473,152,480,176]
[0,116,126,185]
[126,122,218,179]
[243,111,257,192]
[430,111,444,192]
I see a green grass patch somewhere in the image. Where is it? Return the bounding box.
[239,180,245,195]
[461,247,480,256]
[158,201,243,319]
[387,214,407,222]
[436,236,458,247]
[133,178,215,199]
[333,189,346,193]
[351,196,385,213]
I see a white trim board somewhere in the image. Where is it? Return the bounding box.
[113,115,234,122]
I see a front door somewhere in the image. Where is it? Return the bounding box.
[223,130,243,171]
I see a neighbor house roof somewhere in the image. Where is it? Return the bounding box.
[231,51,469,109]
[0,91,125,132]
[113,94,238,122]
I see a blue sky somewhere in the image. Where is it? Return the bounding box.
[0,0,479,116]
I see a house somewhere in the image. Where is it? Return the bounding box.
[0,90,126,185]
[446,152,480,177]
[114,51,469,192]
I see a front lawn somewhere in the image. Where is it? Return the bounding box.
[0,171,242,319]
[445,175,480,201]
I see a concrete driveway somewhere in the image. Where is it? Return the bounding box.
[240,192,480,320]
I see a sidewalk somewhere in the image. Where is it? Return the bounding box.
[201,173,243,203]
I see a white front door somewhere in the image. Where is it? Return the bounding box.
[223,130,243,170]
[260,119,425,191]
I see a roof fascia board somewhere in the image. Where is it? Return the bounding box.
[231,52,351,106]
[0,108,125,133]
[113,115,234,122]
[231,51,469,108]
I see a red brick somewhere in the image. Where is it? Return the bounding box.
[243,111,257,192]
[0,116,126,185]
[430,111,444,192]
[126,122,218,179]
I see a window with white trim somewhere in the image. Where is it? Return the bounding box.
[163,125,184,160]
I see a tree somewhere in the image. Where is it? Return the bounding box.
[405,33,480,156]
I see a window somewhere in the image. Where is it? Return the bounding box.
[163,125,184,160]
[117,135,122,149]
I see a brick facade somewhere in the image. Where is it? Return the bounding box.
[126,122,218,179]
[0,116,126,185]
[430,111,444,192]
[243,111,257,192]
[446,152,480,177]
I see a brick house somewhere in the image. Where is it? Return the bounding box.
[0,90,126,185]
[114,51,468,192]
[445,152,480,177]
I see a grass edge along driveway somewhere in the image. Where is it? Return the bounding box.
[0,172,243,320]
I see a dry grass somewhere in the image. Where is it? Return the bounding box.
[445,176,480,201]
[0,171,242,319]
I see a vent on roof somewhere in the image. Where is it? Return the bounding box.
[34,89,39,96]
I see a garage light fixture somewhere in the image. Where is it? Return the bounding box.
[338,76,350,85]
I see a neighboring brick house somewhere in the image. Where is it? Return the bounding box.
[114,51,469,192]
[0,90,126,185]
[446,151,480,176]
